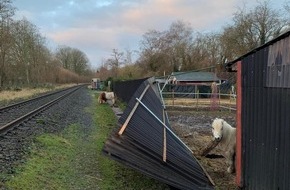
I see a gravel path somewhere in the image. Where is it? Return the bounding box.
[0,87,94,184]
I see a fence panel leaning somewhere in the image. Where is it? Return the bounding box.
[103,77,215,190]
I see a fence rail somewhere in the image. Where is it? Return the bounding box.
[162,91,236,111]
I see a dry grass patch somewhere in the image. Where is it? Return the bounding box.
[0,84,76,101]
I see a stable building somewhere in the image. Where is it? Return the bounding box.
[164,71,222,98]
[169,71,221,85]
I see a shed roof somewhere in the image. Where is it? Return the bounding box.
[225,29,290,72]
[171,71,220,82]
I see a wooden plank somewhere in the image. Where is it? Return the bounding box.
[118,84,150,135]
[162,109,167,162]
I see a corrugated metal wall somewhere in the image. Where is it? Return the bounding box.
[241,36,290,190]
[114,78,148,103]
[103,78,214,190]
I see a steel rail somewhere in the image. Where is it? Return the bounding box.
[0,86,81,134]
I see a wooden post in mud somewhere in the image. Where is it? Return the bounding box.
[172,88,175,106]
[196,89,199,110]
[162,110,167,162]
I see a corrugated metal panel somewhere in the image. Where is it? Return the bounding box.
[241,35,290,190]
[103,78,214,190]
[114,78,148,103]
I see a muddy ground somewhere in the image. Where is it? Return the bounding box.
[167,108,239,190]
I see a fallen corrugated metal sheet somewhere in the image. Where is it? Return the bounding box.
[102,77,214,190]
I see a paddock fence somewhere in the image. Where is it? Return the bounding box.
[160,83,237,111]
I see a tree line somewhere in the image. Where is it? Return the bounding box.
[96,1,290,82]
[0,0,93,90]
[1,1,290,90]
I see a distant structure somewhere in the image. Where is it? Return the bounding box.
[210,82,218,110]
[91,78,101,90]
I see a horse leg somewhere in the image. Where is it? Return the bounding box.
[112,98,116,107]
[225,151,235,173]
[227,152,236,173]
[227,159,234,173]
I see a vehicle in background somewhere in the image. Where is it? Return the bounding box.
[91,78,101,90]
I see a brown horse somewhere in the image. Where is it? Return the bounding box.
[98,92,116,106]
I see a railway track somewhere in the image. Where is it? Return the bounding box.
[0,85,83,134]
[0,84,93,181]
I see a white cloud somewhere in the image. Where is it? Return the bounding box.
[12,0,286,68]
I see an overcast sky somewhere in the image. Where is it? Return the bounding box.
[12,0,287,68]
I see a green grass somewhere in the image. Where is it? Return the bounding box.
[93,92,170,190]
[5,123,101,190]
[4,91,169,190]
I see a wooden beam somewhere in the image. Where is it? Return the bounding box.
[162,109,167,162]
[118,84,150,135]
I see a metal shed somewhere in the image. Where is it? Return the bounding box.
[226,31,290,190]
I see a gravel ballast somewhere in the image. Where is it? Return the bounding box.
[0,87,94,183]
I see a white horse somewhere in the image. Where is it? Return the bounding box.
[211,118,236,173]
[98,92,116,106]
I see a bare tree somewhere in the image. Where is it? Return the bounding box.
[55,46,90,76]
[118,64,143,80]
[70,48,90,75]
[138,29,164,74]
[138,20,194,76]
[106,48,124,78]
[220,1,289,61]
[123,48,137,65]
[55,46,73,70]
[0,0,15,88]
[10,19,45,85]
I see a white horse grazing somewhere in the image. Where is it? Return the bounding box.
[98,92,116,106]
[211,118,236,173]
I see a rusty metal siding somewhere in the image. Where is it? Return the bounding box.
[241,37,290,190]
